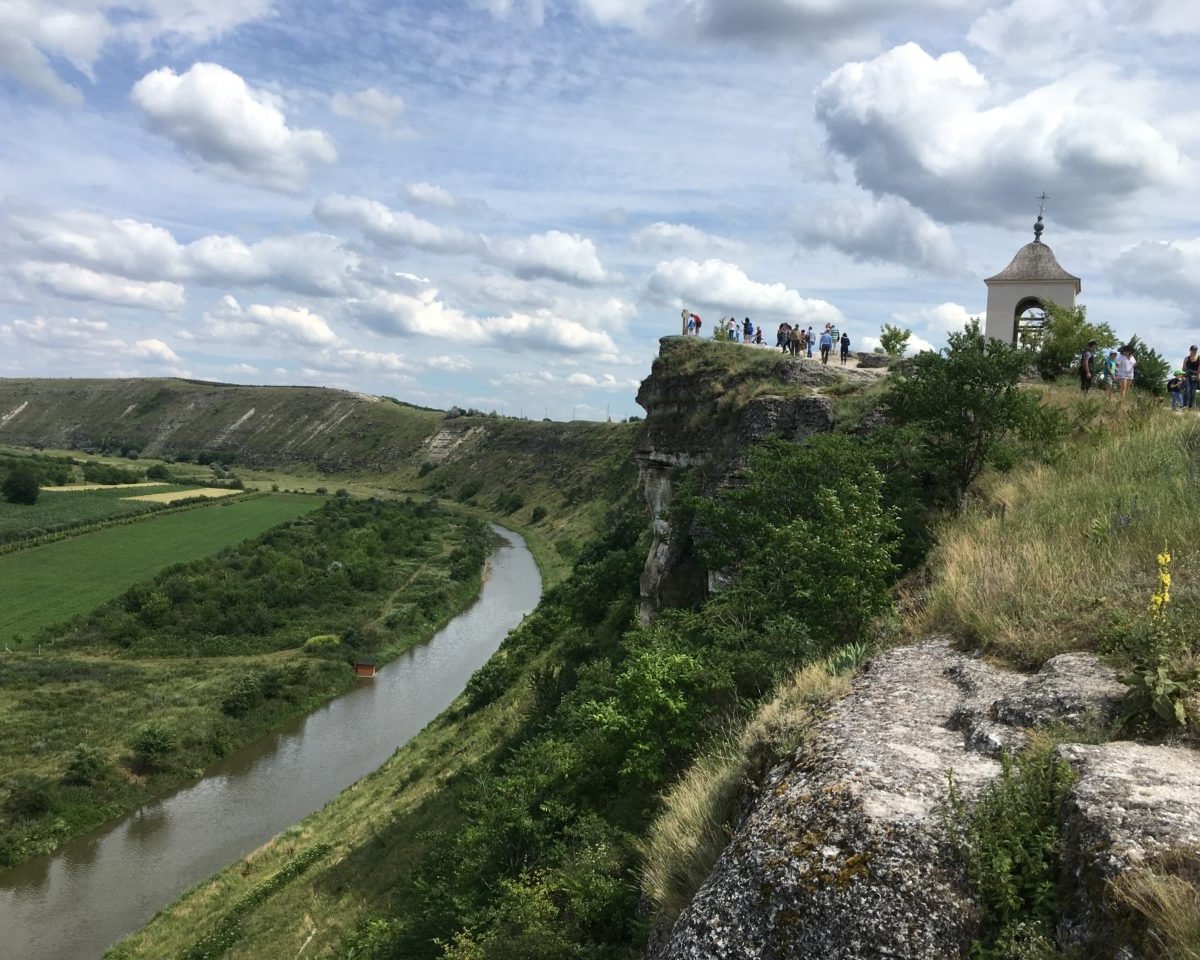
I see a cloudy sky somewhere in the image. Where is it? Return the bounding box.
[2,1,1197,419]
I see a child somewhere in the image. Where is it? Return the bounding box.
[1169,371,1185,410]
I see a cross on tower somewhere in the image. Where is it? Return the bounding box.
[1036,191,1049,217]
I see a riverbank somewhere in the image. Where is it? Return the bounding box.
[2,527,541,960]
[0,500,491,869]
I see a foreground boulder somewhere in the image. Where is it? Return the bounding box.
[655,641,1136,960]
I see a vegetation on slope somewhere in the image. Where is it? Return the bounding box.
[0,498,492,867]
[0,494,322,646]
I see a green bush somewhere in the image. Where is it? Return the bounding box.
[63,743,109,786]
[3,776,57,820]
[131,722,175,772]
[2,466,39,505]
[145,464,171,481]
[530,505,548,524]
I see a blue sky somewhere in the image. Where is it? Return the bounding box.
[2,0,1198,419]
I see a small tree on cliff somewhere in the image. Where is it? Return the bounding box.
[879,323,912,359]
[887,319,1062,505]
[2,466,39,505]
[1027,302,1117,381]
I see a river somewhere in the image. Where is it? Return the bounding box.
[0,525,541,960]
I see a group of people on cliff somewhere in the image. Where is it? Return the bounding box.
[1080,341,1200,410]
[680,310,852,366]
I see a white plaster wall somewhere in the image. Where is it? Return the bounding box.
[985,280,1078,343]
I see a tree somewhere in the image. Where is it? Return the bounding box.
[2,466,39,505]
[886,319,1062,505]
[879,323,912,359]
[1026,302,1117,381]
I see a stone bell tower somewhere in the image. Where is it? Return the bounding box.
[984,202,1082,344]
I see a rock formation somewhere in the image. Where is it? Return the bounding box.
[655,640,1199,960]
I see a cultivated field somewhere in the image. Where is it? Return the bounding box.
[0,484,174,544]
[0,494,322,646]
[125,487,241,502]
[42,482,164,492]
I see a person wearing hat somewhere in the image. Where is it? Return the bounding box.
[1115,345,1137,399]
[1168,370,1186,410]
[1183,345,1200,408]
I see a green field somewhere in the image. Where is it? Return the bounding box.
[0,494,322,646]
[0,484,176,544]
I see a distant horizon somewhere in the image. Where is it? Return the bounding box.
[2,1,1197,419]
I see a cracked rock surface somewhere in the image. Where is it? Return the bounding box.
[655,640,1139,960]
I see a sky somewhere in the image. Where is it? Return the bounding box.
[1,0,1198,420]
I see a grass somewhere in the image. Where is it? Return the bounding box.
[107,650,540,960]
[0,501,490,866]
[1114,862,1200,960]
[919,398,1200,666]
[0,483,175,543]
[0,494,322,647]
[638,658,854,930]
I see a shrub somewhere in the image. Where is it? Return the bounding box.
[63,743,109,786]
[2,466,39,505]
[879,323,912,359]
[145,464,171,481]
[3,775,56,820]
[131,722,175,772]
[417,462,436,478]
[530,505,548,524]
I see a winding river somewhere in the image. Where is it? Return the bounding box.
[0,525,541,960]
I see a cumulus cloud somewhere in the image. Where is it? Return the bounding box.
[631,222,737,255]
[313,194,481,253]
[799,195,964,275]
[404,183,459,208]
[645,258,843,325]
[316,194,609,285]
[347,287,619,356]
[485,231,608,285]
[130,338,182,363]
[1111,238,1200,309]
[201,295,339,347]
[131,63,337,193]
[9,208,364,297]
[16,262,185,310]
[330,88,406,128]
[0,0,271,105]
[814,43,1185,226]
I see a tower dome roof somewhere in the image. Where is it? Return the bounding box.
[985,216,1082,292]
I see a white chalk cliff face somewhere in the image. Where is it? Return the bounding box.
[652,641,1200,960]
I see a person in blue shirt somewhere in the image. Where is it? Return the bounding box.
[819,328,834,365]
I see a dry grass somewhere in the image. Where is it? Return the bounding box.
[43,482,164,492]
[638,660,852,930]
[1113,862,1200,960]
[920,404,1200,666]
[124,487,240,502]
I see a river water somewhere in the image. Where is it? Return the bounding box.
[0,526,541,960]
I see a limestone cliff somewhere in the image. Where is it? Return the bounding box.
[634,337,876,619]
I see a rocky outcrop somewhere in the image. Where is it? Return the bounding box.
[634,340,843,619]
[1057,741,1200,956]
[654,641,1185,960]
[854,352,890,369]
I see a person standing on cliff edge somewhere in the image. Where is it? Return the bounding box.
[819,328,833,365]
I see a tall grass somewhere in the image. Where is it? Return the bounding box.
[638,660,852,930]
[1114,864,1200,960]
[922,407,1200,666]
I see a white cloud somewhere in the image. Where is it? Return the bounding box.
[404,182,459,208]
[485,231,608,285]
[814,43,1186,226]
[10,208,363,297]
[799,195,964,275]
[0,1,272,105]
[201,295,338,346]
[316,194,609,285]
[224,362,260,375]
[131,63,337,193]
[347,287,619,356]
[331,88,406,128]
[645,258,843,325]
[631,221,736,255]
[130,337,182,363]
[566,371,638,390]
[17,262,185,311]
[313,194,481,253]
[426,354,473,371]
